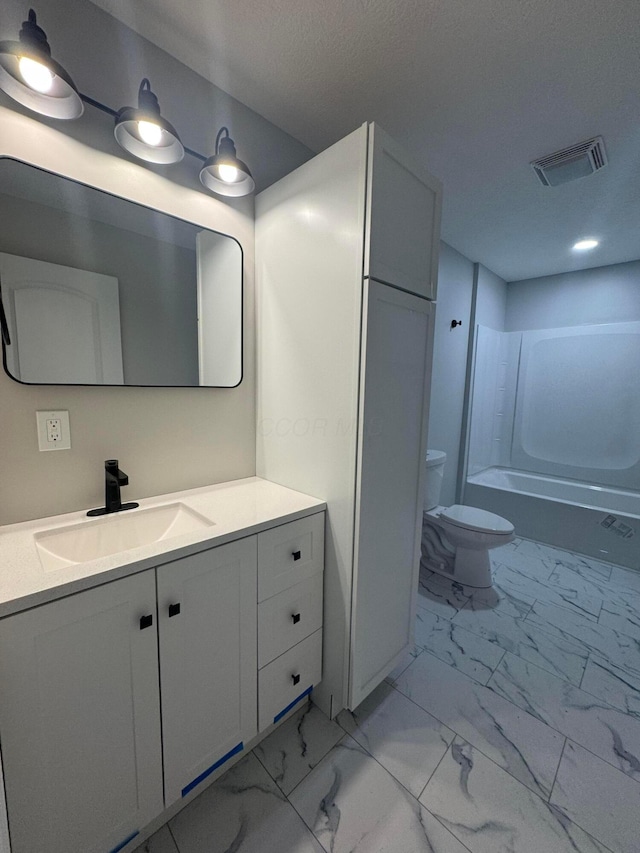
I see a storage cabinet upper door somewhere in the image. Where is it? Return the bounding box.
[157,537,258,805]
[365,124,442,300]
[0,571,163,853]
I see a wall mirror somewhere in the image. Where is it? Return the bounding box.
[0,158,243,387]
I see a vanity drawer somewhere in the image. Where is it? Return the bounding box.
[258,629,323,731]
[258,573,323,668]
[257,512,324,601]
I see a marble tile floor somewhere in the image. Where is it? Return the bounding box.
[136,538,640,853]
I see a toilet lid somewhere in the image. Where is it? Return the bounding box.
[426,449,447,468]
[439,504,514,534]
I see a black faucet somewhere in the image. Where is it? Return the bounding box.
[87,459,139,517]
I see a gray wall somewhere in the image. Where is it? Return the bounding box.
[427,242,475,506]
[475,263,507,331]
[506,260,640,331]
[0,0,312,525]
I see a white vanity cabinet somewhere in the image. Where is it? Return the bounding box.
[256,514,325,730]
[256,122,440,715]
[0,571,163,853]
[0,499,325,853]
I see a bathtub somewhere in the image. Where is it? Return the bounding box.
[464,467,640,571]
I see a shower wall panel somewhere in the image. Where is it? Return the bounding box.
[511,321,640,489]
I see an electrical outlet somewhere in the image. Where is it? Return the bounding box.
[46,418,61,442]
[36,411,71,451]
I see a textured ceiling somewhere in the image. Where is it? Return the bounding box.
[90,0,640,282]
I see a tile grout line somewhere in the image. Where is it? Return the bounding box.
[415,735,452,802]
[167,822,180,853]
[547,735,568,804]
[279,730,348,800]
[391,652,563,801]
[488,650,640,783]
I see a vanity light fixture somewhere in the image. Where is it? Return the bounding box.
[0,9,83,119]
[0,11,255,195]
[199,127,255,198]
[114,78,184,164]
[572,239,599,251]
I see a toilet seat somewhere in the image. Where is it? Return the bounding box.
[439,505,514,535]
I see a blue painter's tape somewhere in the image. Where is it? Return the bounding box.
[109,830,139,853]
[182,741,244,797]
[273,686,312,724]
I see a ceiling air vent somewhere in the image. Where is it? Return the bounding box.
[531,136,607,187]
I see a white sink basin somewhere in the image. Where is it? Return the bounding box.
[35,503,214,572]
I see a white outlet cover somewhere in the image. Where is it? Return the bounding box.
[36,411,71,451]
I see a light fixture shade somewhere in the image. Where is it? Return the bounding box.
[0,9,83,119]
[200,127,255,198]
[114,78,184,165]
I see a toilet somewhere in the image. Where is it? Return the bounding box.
[422,450,515,588]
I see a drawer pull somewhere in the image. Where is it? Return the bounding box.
[292,612,301,624]
[292,550,301,561]
[168,603,181,618]
[292,673,301,686]
[139,614,153,630]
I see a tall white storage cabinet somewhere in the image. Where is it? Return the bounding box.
[256,123,441,714]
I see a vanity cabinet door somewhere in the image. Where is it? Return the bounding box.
[157,536,258,805]
[365,124,442,300]
[0,571,163,853]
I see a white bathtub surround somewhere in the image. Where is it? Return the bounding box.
[466,466,640,569]
[465,320,640,569]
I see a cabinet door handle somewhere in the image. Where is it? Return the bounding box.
[168,603,181,618]
[292,550,301,561]
[291,673,301,686]
[292,612,301,624]
[139,614,153,630]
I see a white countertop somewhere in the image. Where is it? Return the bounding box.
[0,477,325,618]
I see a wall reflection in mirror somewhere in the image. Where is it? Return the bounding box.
[0,158,242,387]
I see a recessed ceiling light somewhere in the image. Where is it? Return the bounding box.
[572,239,599,251]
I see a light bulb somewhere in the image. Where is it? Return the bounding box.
[218,163,239,183]
[18,56,54,93]
[138,120,162,146]
[572,239,599,251]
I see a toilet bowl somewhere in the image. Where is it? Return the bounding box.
[426,504,514,587]
[422,450,515,588]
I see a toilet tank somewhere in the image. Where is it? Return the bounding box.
[424,450,447,510]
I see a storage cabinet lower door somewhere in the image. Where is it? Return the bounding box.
[349,280,433,708]
[158,537,258,805]
[0,572,163,853]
